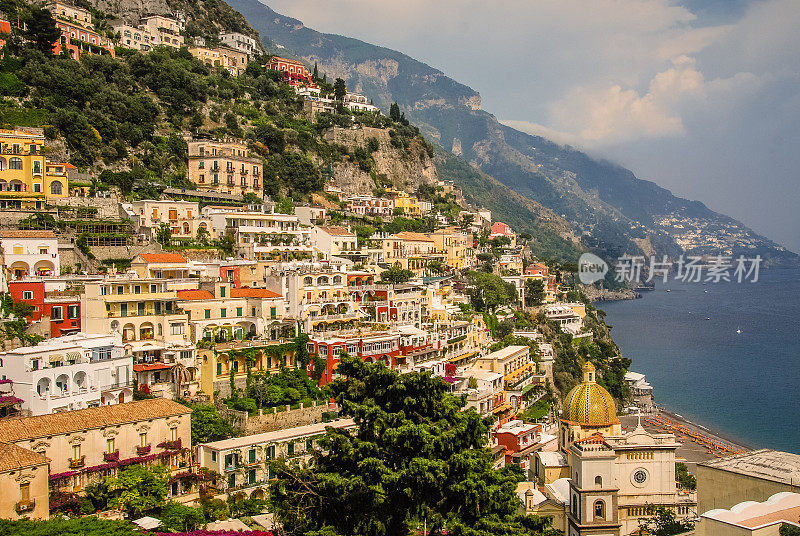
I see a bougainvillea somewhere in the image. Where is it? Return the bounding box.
[154,531,272,536]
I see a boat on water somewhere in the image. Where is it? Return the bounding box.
[736,327,742,334]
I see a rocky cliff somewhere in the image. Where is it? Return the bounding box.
[323,126,438,196]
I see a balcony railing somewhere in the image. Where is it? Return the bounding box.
[69,455,86,469]
[137,445,151,456]
[15,499,35,513]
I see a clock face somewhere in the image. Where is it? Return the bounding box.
[633,469,648,484]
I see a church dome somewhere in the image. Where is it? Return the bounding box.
[562,362,619,426]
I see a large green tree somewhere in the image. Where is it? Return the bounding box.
[638,506,694,536]
[466,271,518,312]
[24,7,61,55]
[524,279,546,307]
[380,265,414,284]
[268,354,545,536]
[333,77,347,101]
[189,403,236,444]
[107,464,169,517]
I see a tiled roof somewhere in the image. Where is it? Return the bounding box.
[0,442,49,472]
[139,253,188,263]
[394,231,434,242]
[0,230,56,238]
[320,226,355,237]
[177,289,215,300]
[231,288,281,299]
[0,399,191,442]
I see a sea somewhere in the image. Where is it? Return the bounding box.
[599,267,800,454]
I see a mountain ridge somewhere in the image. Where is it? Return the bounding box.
[228,0,798,266]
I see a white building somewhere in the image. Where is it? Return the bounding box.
[311,226,359,261]
[344,93,379,113]
[0,333,132,415]
[219,32,258,56]
[224,210,311,260]
[0,230,60,280]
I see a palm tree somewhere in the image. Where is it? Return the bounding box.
[171,362,191,400]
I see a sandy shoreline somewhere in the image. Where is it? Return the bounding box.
[619,408,752,469]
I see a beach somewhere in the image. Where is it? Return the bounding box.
[620,409,751,471]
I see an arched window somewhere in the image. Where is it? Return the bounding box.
[50,181,62,195]
[9,157,23,170]
[595,475,603,488]
[0,157,6,170]
[303,276,313,286]
[594,500,605,520]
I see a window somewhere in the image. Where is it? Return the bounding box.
[270,307,276,319]
[236,307,242,317]
[117,285,125,295]
[220,286,226,297]
[251,307,256,316]
[72,444,81,460]
[139,432,147,447]
[34,183,41,192]
[216,362,222,376]
[150,284,157,293]
[9,157,22,170]
[204,309,211,319]
[170,323,184,335]
[594,500,605,520]
[134,285,141,294]
[20,482,29,502]
[51,306,63,321]
[67,305,79,319]
[211,451,217,462]
[248,448,256,463]
[171,427,178,441]
[220,308,226,318]
[22,291,33,300]
[50,181,62,195]
[595,475,603,488]
[107,438,115,454]
[287,442,294,456]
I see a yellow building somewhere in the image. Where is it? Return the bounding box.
[187,138,262,197]
[198,340,297,400]
[392,192,423,216]
[0,128,68,209]
[188,45,250,76]
[0,442,49,520]
[0,399,192,498]
[431,227,472,270]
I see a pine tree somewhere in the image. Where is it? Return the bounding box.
[25,7,62,55]
[333,77,347,101]
[312,62,319,80]
[389,102,400,122]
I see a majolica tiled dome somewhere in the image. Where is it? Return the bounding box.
[562,362,619,426]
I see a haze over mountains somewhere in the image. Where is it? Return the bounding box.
[228,0,797,266]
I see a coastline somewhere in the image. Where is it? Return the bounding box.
[620,406,753,469]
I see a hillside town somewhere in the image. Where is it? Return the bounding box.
[0,2,797,536]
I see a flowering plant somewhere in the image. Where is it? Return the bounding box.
[48,470,78,481]
[154,531,273,536]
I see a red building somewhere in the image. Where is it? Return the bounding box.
[307,331,401,384]
[53,20,115,59]
[493,420,542,473]
[265,56,318,89]
[9,280,81,337]
[490,221,514,238]
[220,263,242,288]
[0,19,11,49]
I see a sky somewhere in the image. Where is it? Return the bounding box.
[263,0,800,252]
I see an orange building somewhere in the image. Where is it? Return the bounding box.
[53,19,115,59]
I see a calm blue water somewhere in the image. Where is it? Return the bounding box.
[599,268,800,454]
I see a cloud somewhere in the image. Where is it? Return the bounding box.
[547,56,707,144]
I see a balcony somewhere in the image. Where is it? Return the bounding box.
[15,499,35,514]
[159,439,182,451]
[137,445,151,456]
[103,450,120,462]
[69,455,86,469]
